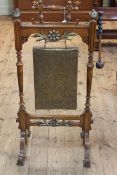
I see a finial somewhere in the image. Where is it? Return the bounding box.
[89,9,98,19]
[13,8,21,18]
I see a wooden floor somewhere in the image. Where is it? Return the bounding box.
[0,16,117,175]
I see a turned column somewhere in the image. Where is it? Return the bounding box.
[82,20,96,168]
[13,9,28,165]
[83,20,96,133]
[14,9,24,109]
[85,20,96,114]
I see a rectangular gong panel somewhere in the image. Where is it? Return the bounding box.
[33,47,78,109]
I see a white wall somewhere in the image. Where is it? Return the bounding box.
[103,0,109,7]
[0,0,13,15]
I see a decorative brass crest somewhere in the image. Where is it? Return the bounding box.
[13,8,21,18]
[37,118,70,127]
[89,9,98,19]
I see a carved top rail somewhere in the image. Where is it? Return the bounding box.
[14,19,96,55]
[32,0,81,10]
[14,0,100,10]
[13,7,97,54]
[31,0,81,23]
[21,22,90,43]
[13,0,101,22]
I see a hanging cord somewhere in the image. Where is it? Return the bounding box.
[62,7,67,23]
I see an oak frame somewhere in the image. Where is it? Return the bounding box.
[13,0,117,41]
[13,3,100,168]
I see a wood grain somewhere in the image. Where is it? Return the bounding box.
[0,16,117,174]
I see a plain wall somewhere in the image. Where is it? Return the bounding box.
[0,0,13,15]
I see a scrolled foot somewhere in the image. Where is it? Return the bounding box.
[83,160,90,168]
[17,130,26,166]
[83,132,90,168]
[17,156,25,166]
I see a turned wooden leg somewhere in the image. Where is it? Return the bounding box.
[82,20,96,167]
[17,130,26,165]
[82,53,93,167]
[82,50,94,165]
[14,18,29,165]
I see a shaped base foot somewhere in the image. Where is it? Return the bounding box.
[17,156,25,166]
[17,130,26,166]
[83,160,90,168]
[83,132,90,168]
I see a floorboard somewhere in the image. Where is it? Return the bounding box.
[0,16,117,175]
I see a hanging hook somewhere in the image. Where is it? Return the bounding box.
[62,7,67,23]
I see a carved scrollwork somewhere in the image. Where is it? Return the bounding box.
[33,30,77,42]
[82,36,89,45]
[32,0,81,23]
[21,36,29,44]
[37,118,70,127]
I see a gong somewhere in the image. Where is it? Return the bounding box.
[33,47,78,109]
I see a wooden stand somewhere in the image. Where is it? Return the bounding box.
[13,1,103,168]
